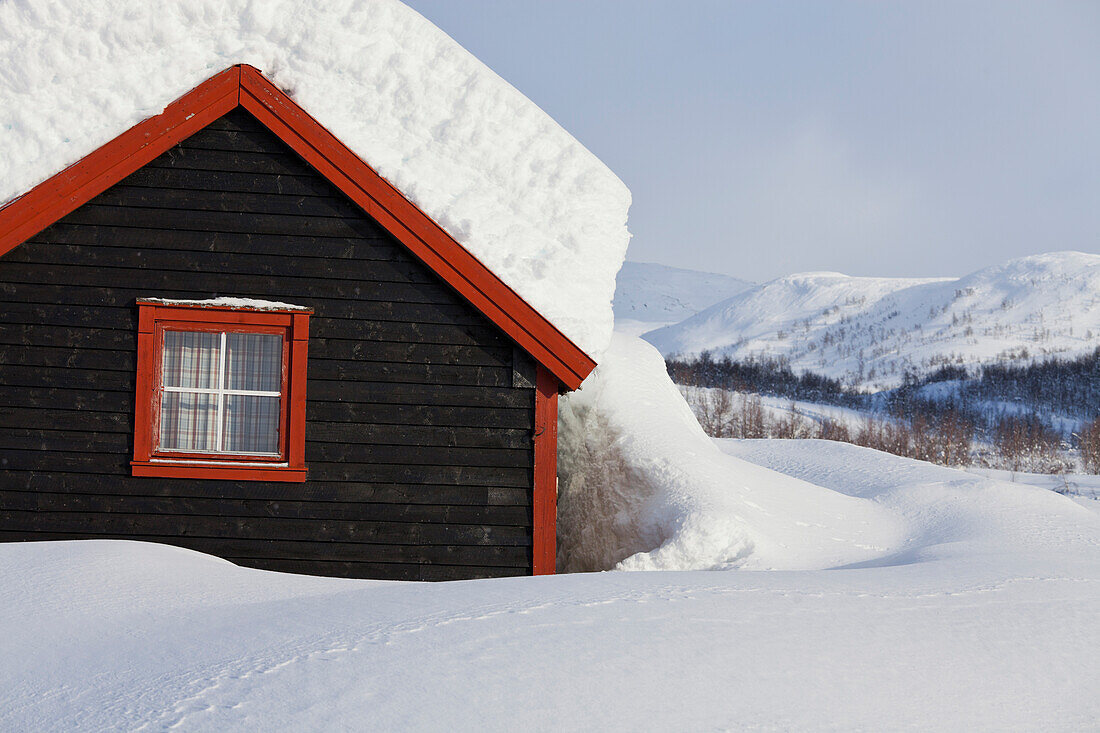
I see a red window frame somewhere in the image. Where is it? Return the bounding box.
[132,300,311,482]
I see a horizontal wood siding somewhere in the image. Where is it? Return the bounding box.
[0,108,536,581]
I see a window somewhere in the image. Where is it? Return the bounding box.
[132,299,311,481]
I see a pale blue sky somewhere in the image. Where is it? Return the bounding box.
[404,1,1099,282]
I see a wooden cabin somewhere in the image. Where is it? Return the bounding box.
[0,65,596,581]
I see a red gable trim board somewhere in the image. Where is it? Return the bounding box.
[0,64,596,390]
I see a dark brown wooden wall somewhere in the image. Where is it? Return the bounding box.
[0,108,538,581]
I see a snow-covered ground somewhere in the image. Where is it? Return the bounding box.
[8,3,1097,728]
[646,251,1100,390]
[964,466,1100,515]
[5,438,1100,731]
[720,438,1100,565]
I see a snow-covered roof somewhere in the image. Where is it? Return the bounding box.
[0,0,631,358]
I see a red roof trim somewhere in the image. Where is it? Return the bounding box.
[0,64,596,389]
[0,66,240,256]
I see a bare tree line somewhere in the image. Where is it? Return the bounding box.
[683,387,1100,475]
[670,349,1100,474]
[669,347,1100,421]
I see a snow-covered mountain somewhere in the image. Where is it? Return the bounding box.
[645,251,1100,390]
[613,261,752,335]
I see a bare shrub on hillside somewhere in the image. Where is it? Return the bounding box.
[669,353,1097,474]
[937,409,975,467]
[774,403,813,439]
[684,388,736,438]
[817,418,851,443]
[994,416,1028,472]
[682,389,785,440]
[678,385,1086,475]
[909,412,936,463]
[993,415,1070,474]
[683,388,771,440]
[1078,418,1100,474]
[738,394,768,439]
[902,408,975,467]
[855,417,911,457]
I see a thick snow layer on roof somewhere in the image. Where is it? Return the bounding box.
[0,0,631,357]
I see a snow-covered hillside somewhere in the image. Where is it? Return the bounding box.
[646,251,1100,390]
[5,440,1100,731]
[612,261,751,336]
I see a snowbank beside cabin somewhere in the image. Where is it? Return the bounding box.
[556,338,1100,574]
[0,0,630,357]
[556,334,907,572]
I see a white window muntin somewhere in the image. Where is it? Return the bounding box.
[159,330,284,455]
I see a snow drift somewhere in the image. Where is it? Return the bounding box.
[6,531,1100,731]
[557,335,1100,574]
[556,334,907,572]
[0,0,631,357]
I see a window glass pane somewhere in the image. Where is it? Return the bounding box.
[160,392,219,451]
[225,333,283,392]
[162,331,220,389]
[222,395,280,454]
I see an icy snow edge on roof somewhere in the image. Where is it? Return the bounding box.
[0,0,631,358]
[139,297,311,311]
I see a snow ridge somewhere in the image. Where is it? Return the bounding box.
[645,251,1100,389]
[613,261,752,325]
